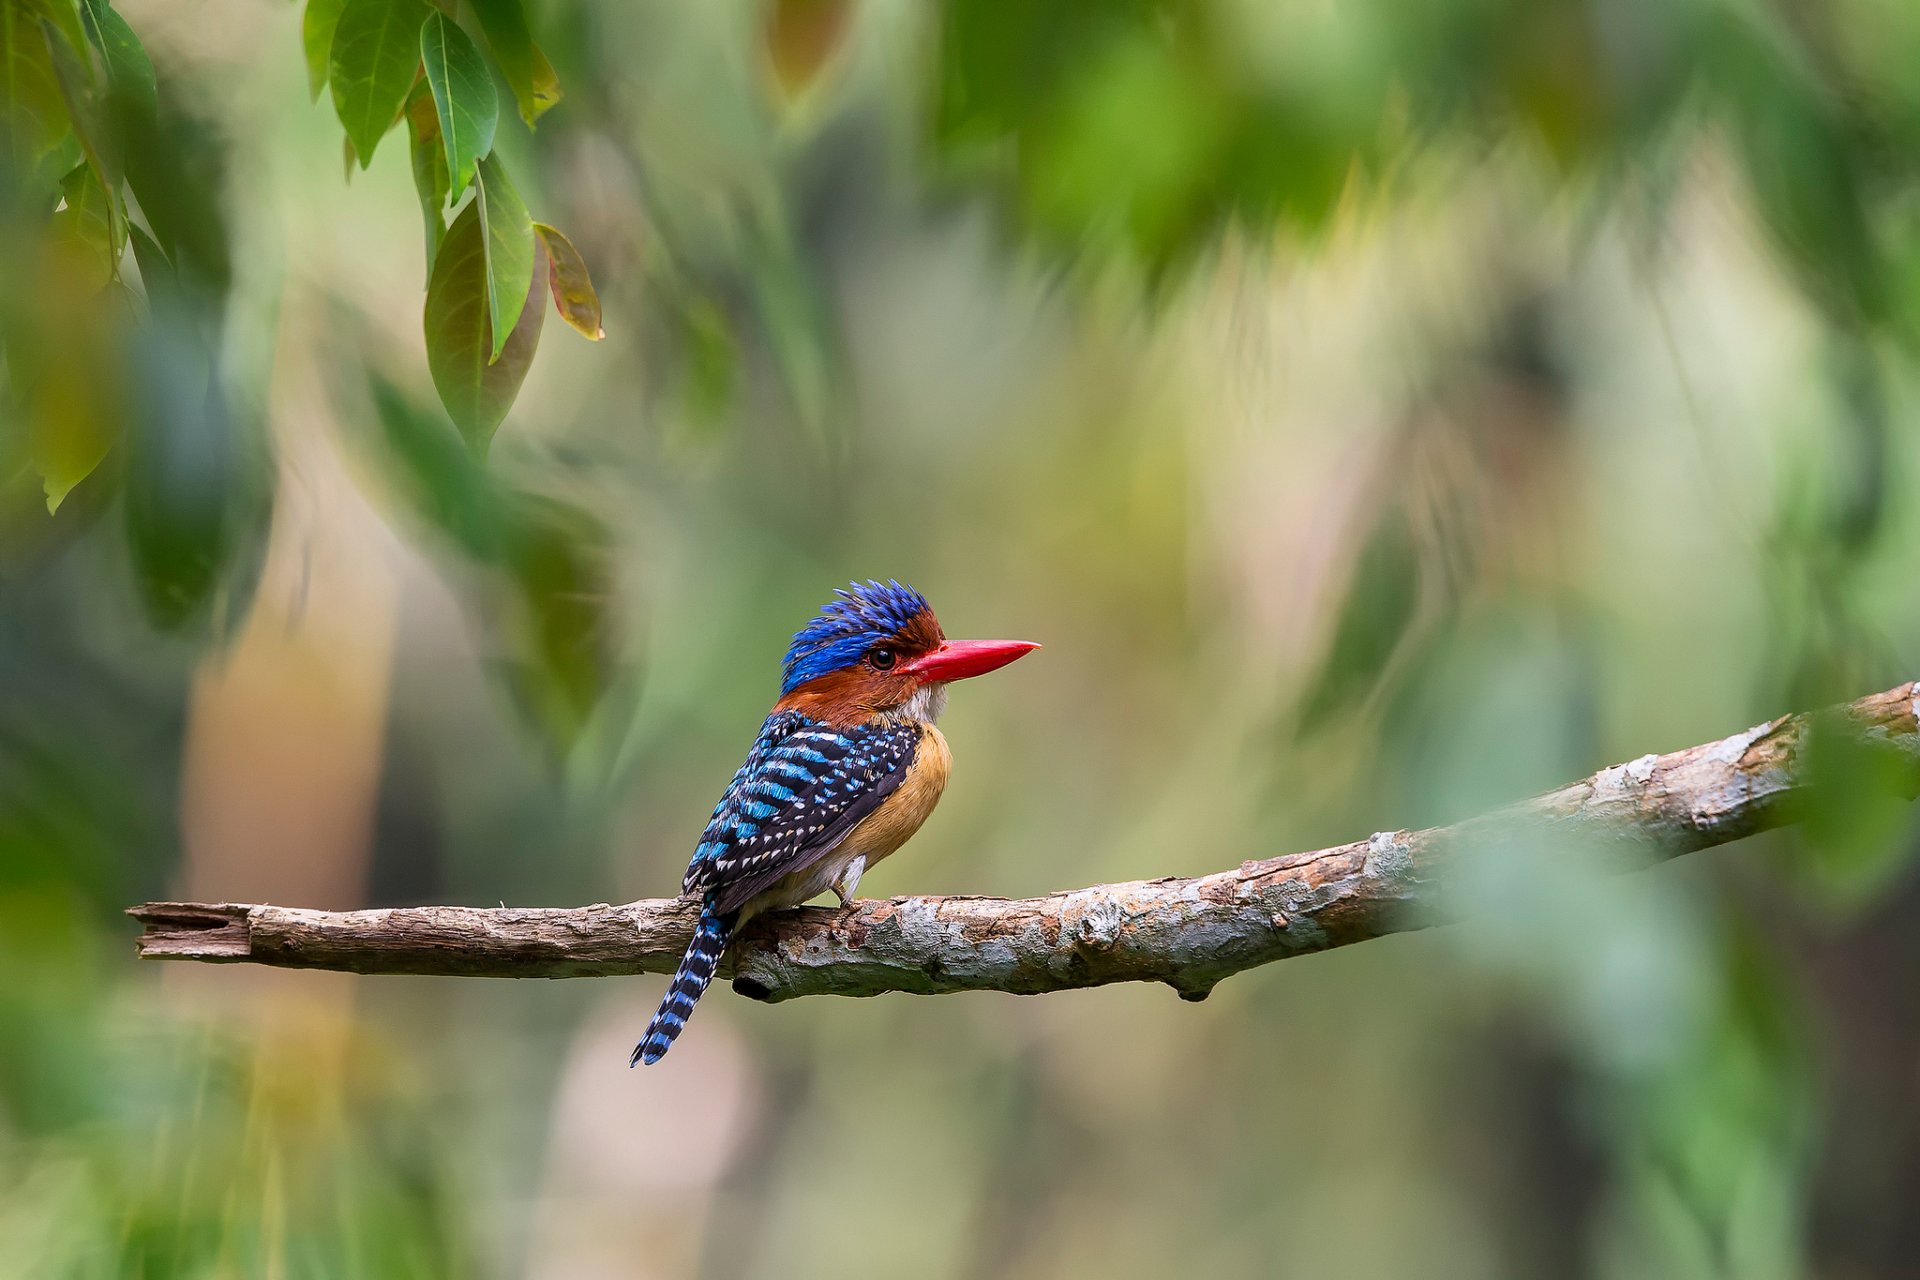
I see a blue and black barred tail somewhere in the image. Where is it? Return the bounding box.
[632,903,733,1066]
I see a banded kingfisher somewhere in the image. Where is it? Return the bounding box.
[633,580,1039,1066]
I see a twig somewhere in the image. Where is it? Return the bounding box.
[130,682,1920,1003]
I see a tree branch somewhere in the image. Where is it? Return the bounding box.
[130,682,1920,1003]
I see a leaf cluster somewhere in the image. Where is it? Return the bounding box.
[306,0,602,452]
[0,0,267,633]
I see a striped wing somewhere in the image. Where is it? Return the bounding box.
[684,713,920,916]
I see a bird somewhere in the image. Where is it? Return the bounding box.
[632,580,1039,1066]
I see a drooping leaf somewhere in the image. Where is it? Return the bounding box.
[79,0,156,120]
[368,373,505,558]
[0,4,68,172]
[30,341,119,514]
[35,424,112,514]
[368,377,613,754]
[329,0,428,169]
[762,0,853,102]
[43,10,118,213]
[679,294,737,428]
[499,491,613,752]
[122,321,269,632]
[24,0,87,67]
[125,218,171,299]
[405,80,448,266]
[20,234,127,512]
[750,233,833,441]
[419,9,494,192]
[1295,501,1424,734]
[475,150,532,360]
[78,0,153,250]
[110,54,229,295]
[301,0,344,101]
[424,197,544,452]
[48,160,119,287]
[532,222,602,340]
[1777,710,1920,911]
[466,0,559,126]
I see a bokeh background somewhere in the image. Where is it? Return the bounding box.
[6,0,1920,1276]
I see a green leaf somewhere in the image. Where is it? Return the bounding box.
[301,0,345,101]
[499,492,613,752]
[1778,712,1920,911]
[48,160,119,287]
[750,234,833,441]
[466,0,559,126]
[368,373,505,558]
[35,427,110,514]
[1295,502,1423,733]
[0,4,68,172]
[328,0,428,169]
[419,10,493,192]
[113,65,230,294]
[22,238,126,512]
[405,80,447,266]
[79,0,154,258]
[532,222,602,340]
[30,343,119,515]
[79,0,155,119]
[424,196,544,452]
[24,0,87,67]
[44,11,112,186]
[125,218,171,299]
[368,377,613,754]
[679,294,737,427]
[475,150,532,360]
[121,325,263,631]
[32,406,114,515]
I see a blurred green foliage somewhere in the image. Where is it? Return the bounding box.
[1,0,603,637]
[4,0,1920,1276]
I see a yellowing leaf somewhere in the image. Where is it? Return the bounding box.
[763,0,853,102]
[532,222,602,340]
[424,197,545,453]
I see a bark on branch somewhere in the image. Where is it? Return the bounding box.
[130,682,1920,1003]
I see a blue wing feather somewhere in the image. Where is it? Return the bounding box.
[683,712,920,915]
[637,710,918,1067]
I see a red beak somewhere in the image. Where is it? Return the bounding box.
[899,639,1040,683]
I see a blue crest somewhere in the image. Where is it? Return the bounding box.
[781,580,931,693]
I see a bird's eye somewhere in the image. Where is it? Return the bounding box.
[868,648,897,671]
